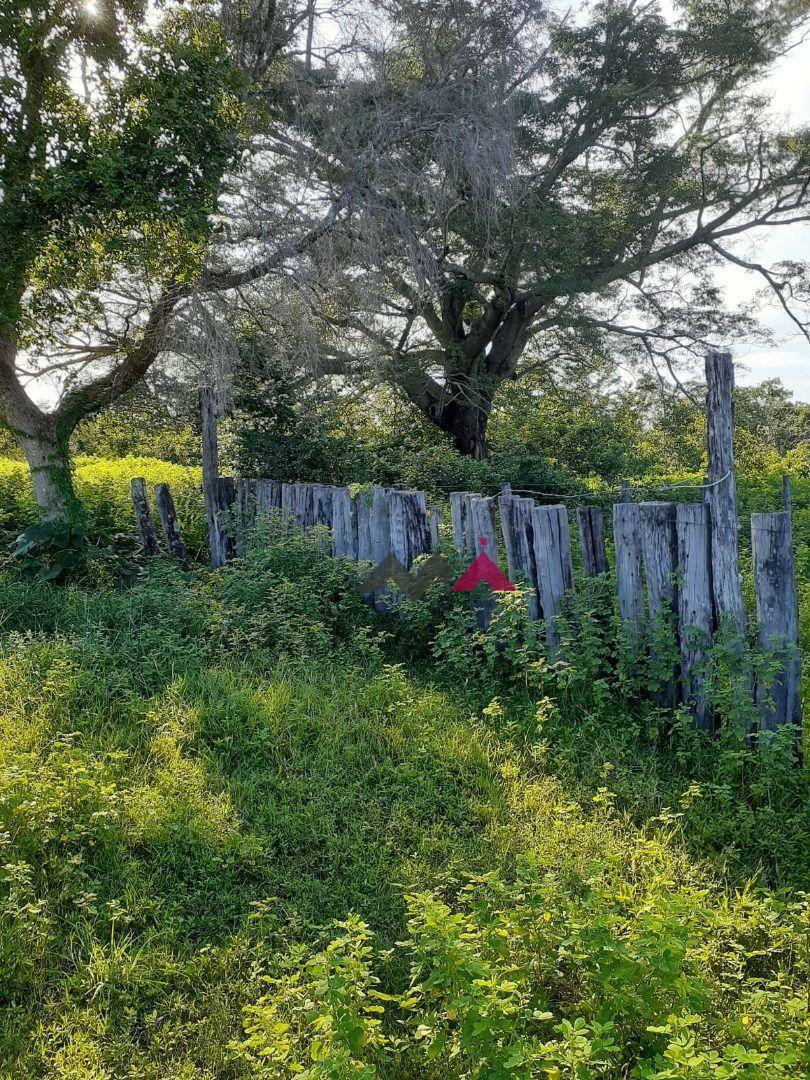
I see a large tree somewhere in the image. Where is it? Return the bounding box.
[260,0,810,458]
[0,0,353,518]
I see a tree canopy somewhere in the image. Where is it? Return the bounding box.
[248,0,810,457]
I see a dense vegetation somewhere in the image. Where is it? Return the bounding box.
[2,0,808,1072]
[0,504,807,1076]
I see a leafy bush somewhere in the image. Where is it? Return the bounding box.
[7,519,146,586]
[8,519,89,582]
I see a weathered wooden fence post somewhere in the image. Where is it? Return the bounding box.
[356,490,374,564]
[280,482,295,531]
[389,490,430,569]
[255,479,281,520]
[310,483,334,552]
[236,478,257,555]
[332,487,358,559]
[199,386,231,568]
[450,492,476,558]
[467,496,499,627]
[751,512,802,737]
[370,487,392,565]
[577,506,609,577]
[499,490,521,580]
[639,502,679,708]
[130,477,159,556]
[294,482,315,530]
[498,494,540,619]
[531,504,574,655]
[613,501,645,656]
[704,350,746,639]
[428,506,443,550]
[469,496,498,556]
[676,503,714,730]
[154,483,187,567]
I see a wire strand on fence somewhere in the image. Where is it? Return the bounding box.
[508,470,733,503]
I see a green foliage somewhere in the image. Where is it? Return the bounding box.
[230,369,809,505]
[8,517,145,586]
[216,522,383,665]
[0,531,806,1076]
[9,519,89,582]
[236,916,390,1078]
[71,378,201,465]
[0,454,207,555]
[1,1,242,337]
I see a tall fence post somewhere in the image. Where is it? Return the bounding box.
[130,477,159,556]
[704,350,746,639]
[676,503,714,730]
[613,502,645,657]
[751,512,802,737]
[639,502,679,708]
[154,482,187,567]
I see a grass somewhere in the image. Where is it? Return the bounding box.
[0,539,807,1077]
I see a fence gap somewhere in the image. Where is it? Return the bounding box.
[428,506,443,550]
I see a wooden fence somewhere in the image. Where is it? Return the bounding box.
[130,353,802,739]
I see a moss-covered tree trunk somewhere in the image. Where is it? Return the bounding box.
[17,422,77,521]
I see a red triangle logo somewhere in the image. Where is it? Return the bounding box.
[451,552,515,592]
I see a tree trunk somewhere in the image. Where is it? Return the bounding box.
[17,422,77,521]
[435,397,492,460]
